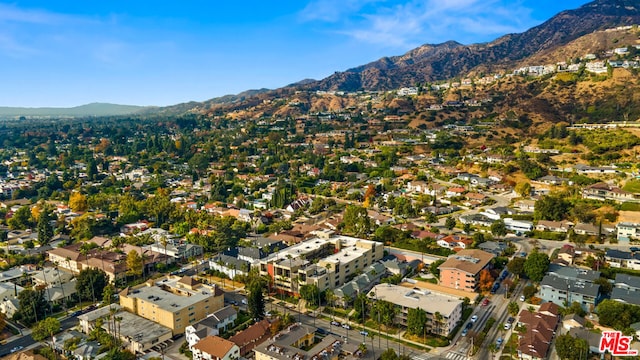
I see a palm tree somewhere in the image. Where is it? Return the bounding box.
[434,311,443,336]
[229,263,236,289]
[160,235,169,268]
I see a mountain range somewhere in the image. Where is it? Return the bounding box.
[0,103,148,118]
[303,0,640,92]
[4,0,640,118]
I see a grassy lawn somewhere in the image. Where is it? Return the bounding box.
[404,332,449,347]
[326,306,350,318]
[620,202,640,211]
[501,333,520,359]
[623,179,640,193]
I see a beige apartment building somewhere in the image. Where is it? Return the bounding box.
[367,283,463,336]
[119,275,224,335]
[259,232,384,295]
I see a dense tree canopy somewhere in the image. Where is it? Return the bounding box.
[523,251,550,282]
[534,195,571,221]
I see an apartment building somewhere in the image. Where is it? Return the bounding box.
[367,283,463,336]
[259,233,384,295]
[119,275,224,335]
[438,249,494,292]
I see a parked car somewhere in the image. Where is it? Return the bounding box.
[316,328,328,335]
[10,346,23,353]
[496,337,503,347]
[461,328,468,337]
[507,317,515,324]
[360,330,369,336]
[465,322,473,329]
[481,298,490,306]
[342,323,351,330]
[470,315,478,323]
[504,323,511,330]
[519,295,525,302]
[331,321,341,326]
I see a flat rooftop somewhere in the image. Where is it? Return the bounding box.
[263,237,333,263]
[368,283,462,318]
[257,323,343,360]
[125,279,215,312]
[109,310,171,345]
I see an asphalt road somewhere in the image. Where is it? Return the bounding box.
[0,314,81,357]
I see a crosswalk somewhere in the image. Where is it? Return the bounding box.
[444,351,469,360]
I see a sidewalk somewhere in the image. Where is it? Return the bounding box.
[325,308,435,352]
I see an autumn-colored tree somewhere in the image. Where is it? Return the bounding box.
[69,192,88,212]
[478,269,494,292]
[94,138,111,153]
[363,184,376,208]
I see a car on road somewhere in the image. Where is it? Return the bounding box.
[465,322,473,329]
[504,323,511,330]
[10,346,23,353]
[316,328,329,335]
[359,330,369,336]
[631,247,639,252]
[470,315,478,323]
[342,323,351,330]
[481,298,490,306]
[461,328,468,337]
[331,321,341,326]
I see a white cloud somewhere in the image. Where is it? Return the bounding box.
[300,0,539,47]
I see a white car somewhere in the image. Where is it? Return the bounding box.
[470,315,478,323]
[520,295,526,302]
[504,323,511,330]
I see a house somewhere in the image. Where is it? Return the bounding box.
[556,245,576,265]
[192,336,240,360]
[209,254,251,279]
[617,222,640,242]
[446,187,466,198]
[562,314,585,331]
[515,199,536,212]
[503,218,533,233]
[517,306,560,360]
[367,283,463,336]
[535,220,572,233]
[536,175,568,186]
[438,249,495,292]
[605,249,640,270]
[481,207,514,220]
[573,223,599,236]
[477,241,507,256]
[567,328,605,356]
[229,319,272,357]
[437,234,472,250]
[583,182,636,203]
[186,306,238,349]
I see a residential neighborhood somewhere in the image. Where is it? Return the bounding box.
[3,22,640,360]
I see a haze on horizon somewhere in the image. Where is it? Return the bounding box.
[0,0,589,108]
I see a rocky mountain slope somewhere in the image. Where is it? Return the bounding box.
[303,0,640,91]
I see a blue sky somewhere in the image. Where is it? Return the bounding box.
[0,0,590,107]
